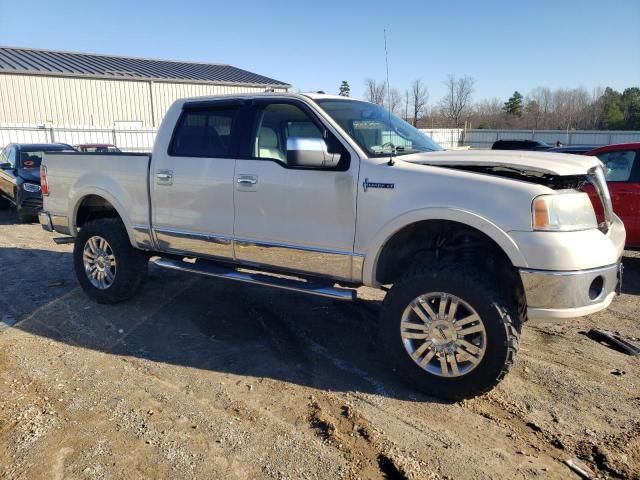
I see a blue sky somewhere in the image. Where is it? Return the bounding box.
[1,0,638,104]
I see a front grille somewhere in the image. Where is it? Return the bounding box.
[21,198,43,210]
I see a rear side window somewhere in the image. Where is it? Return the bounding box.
[170,107,240,157]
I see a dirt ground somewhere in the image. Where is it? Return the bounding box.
[0,209,638,480]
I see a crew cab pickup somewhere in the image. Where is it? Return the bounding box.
[39,93,625,399]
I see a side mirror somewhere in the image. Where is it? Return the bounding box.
[0,162,11,169]
[286,137,339,169]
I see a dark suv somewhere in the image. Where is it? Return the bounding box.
[0,143,75,222]
[491,139,551,151]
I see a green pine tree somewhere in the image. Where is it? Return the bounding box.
[621,87,640,129]
[339,81,351,97]
[503,91,524,116]
[602,102,625,129]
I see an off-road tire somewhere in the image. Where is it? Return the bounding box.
[380,262,522,400]
[74,218,148,304]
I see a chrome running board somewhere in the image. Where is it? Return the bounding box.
[152,257,355,301]
[53,236,75,245]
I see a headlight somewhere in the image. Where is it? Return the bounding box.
[23,183,42,193]
[532,192,597,231]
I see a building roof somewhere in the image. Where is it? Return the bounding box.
[0,46,290,88]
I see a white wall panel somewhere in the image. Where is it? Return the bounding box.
[0,74,287,128]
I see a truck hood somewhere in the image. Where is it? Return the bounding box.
[402,149,601,176]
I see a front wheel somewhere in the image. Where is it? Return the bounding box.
[73,218,149,304]
[380,262,522,400]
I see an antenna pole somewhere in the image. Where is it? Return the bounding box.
[384,29,391,112]
[384,29,395,166]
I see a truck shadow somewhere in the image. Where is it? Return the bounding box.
[1,246,447,404]
[0,209,18,225]
[6,247,638,403]
[0,209,39,225]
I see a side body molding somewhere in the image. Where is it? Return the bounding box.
[360,207,528,287]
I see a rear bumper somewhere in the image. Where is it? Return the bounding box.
[521,262,622,319]
[38,211,71,235]
[39,211,53,232]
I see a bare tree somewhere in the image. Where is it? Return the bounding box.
[410,79,428,126]
[587,86,606,129]
[388,88,403,114]
[404,90,410,122]
[471,98,504,128]
[363,78,386,105]
[439,75,475,127]
[528,87,552,128]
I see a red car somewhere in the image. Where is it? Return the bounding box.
[585,143,640,248]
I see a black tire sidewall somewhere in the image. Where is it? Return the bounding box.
[73,219,148,304]
[381,266,516,400]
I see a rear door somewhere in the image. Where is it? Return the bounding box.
[150,101,244,260]
[595,149,640,246]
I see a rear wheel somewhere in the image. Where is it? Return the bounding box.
[74,218,148,304]
[380,262,522,400]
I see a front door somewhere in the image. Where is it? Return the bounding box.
[150,102,242,259]
[232,100,358,281]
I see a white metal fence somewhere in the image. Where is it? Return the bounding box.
[420,128,464,149]
[0,125,156,152]
[463,129,640,149]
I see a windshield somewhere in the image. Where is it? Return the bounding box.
[315,99,443,157]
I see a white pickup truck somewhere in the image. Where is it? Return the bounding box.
[39,93,625,399]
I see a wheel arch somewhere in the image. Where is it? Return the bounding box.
[362,208,527,287]
[71,188,137,247]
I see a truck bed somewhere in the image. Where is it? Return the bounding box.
[42,152,151,243]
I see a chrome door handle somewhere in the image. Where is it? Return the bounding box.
[236,175,258,186]
[156,170,173,185]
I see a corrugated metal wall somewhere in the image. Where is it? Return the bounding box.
[0,74,287,128]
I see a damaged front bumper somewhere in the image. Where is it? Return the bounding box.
[520,262,622,319]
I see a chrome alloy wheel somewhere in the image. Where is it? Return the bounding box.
[400,292,487,377]
[83,235,117,290]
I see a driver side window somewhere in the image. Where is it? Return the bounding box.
[254,103,324,165]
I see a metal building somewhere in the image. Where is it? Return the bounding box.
[0,47,290,128]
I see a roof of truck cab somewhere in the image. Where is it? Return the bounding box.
[0,46,290,88]
[177,92,364,105]
[303,93,355,100]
